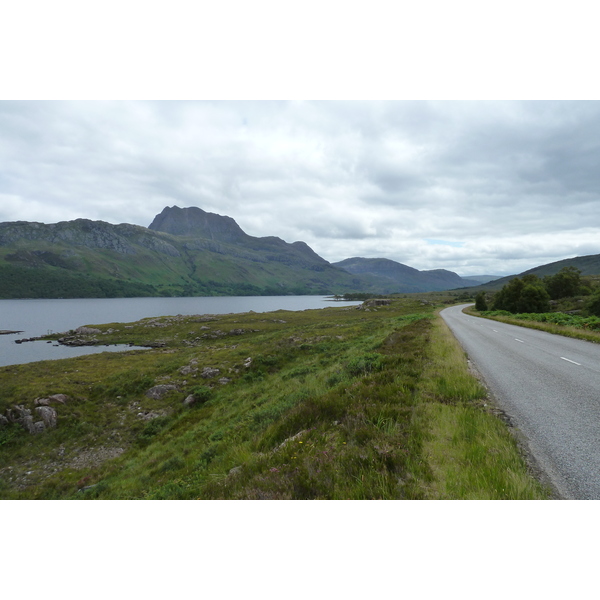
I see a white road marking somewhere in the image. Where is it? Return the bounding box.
[515,339,524,343]
[561,357,582,366]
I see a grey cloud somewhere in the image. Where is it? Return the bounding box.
[2,101,600,276]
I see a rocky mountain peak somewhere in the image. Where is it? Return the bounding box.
[148,206,248,242]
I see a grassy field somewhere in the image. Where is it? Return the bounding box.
[0,297,549,499]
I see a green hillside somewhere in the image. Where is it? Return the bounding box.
[469,254,600,292]
[0,211,369,298]
[0,207,488,299]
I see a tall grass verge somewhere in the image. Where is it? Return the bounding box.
[465,307,600,344]
[413,315,549,499]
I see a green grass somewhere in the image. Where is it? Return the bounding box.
[416,315,548,499]
[0,298,549,499]
[466,307,600,343]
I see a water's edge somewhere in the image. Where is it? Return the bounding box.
[0,296,360,367]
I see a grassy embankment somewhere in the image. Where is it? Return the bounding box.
[0,298,549,499]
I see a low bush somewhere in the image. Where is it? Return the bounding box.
[346,353,384,377]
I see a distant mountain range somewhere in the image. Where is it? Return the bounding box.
[332,257,475,293]
[1,205,593,299]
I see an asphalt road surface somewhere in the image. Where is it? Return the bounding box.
[441,304,600,499]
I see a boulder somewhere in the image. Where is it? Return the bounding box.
[3,405,54,434]
[364,299,391,307]
[48,394,69,404]
[0,414,9,428]
[36,406,58,429]
[6,405,31,423]
[145,384,178,399]
[137,411,163,420]
[182,395,196,406]
[76,327,101,334]
[20,415,36,434]
[35,394,68,406]
[31,421,46,434]
[200,367,220,379]
[179,365,198,376]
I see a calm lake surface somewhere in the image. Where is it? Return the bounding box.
[0,296,360,367]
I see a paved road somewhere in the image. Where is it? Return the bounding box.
[441,304,600,499]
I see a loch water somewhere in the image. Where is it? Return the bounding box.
[0,296,360,367]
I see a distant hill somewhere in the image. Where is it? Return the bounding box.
[332,257,473,293]
[470,254,600,292]
[461,275,502,284]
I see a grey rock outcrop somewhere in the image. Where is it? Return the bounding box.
[2,403,62,434]
[36,406,58,429]
[179,365,198,376]
[149,206,248,242]
[6,405,36,434]
[35,394,69,406]
[0,219,181,258]
[200,367,220,378]
[145,384,178,399]
[76,327,101,335]
[49,394,69,403]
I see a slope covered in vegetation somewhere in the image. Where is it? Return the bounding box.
[0,297,548,499]
[0,206,482,298]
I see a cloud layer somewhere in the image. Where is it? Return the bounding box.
[1,100,599,276]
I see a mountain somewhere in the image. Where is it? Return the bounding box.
[0,205,490,299]
[149,205,247,241]
[0,207,368,298]
[332,257,473,293]
[470,254,600,292]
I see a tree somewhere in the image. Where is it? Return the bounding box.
[543,266,582,300]
[492,275,549,313]
[586,292,600,317]
[492,277,524,312]
[516,284,550,313]
[475,291,488,311]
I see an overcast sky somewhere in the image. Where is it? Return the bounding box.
[2,100,600,276]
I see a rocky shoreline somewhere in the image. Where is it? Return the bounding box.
[12,326,149,348]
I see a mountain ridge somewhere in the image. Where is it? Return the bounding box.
[332,257,473,293]
[0,205,501,298]
[468,254,600,292]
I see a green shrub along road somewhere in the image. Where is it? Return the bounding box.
[0,297,548,499]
